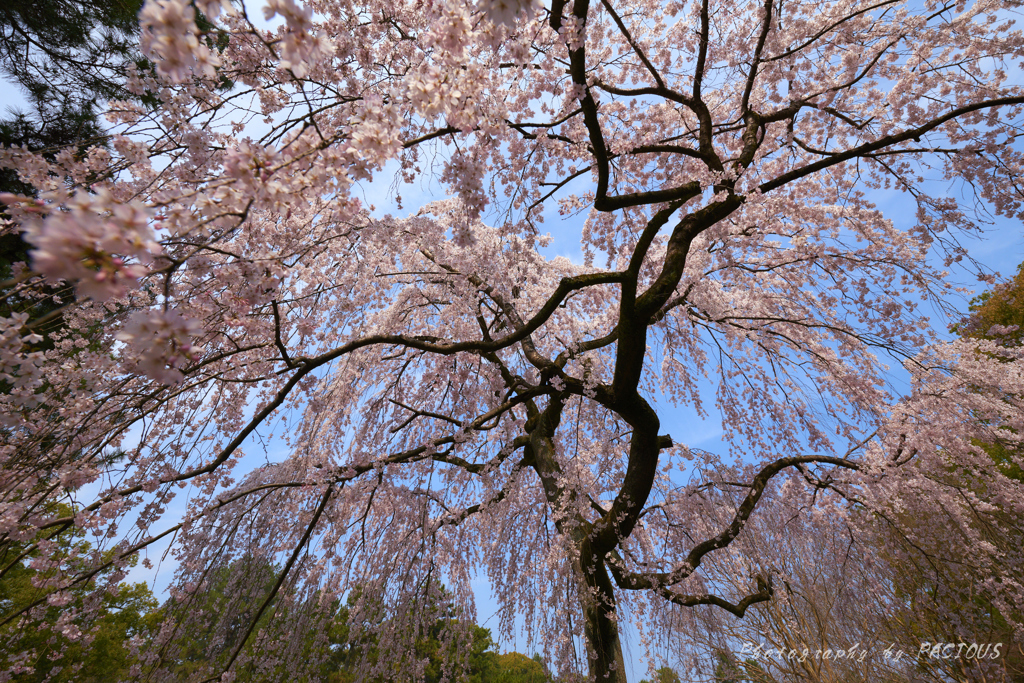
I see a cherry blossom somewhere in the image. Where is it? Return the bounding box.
[116,309,205,384]
[478,0,543,27]
[3,190,160,302]
[139,0,221,82]
[2,0,1024,680]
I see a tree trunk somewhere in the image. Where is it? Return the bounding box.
[581,549,627,682]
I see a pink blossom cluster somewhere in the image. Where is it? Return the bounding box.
[3,190,160,302]
[344,95,402,176]
[139,0,222,83]
[0,313,46,417]
[263,0,334,78]
[477,0,542,27]
[116,309,204,384]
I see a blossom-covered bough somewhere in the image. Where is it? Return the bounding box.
[1,0,1023,679]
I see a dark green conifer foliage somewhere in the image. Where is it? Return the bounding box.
[0,0,145,121]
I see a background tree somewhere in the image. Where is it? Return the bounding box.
[874,263,1024,681]
[956,262,1024,349]
[155,569,540,683]
[0,0,146,266]
[0,0,226,347]
[0,505,160,682]
[654,479,1002,683]
[639,665,682,683]
[2,0,1024,681]
[494,653,551,683]
[0,0,145,135]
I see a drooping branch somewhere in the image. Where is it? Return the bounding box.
[760,96,1024,195]
[33,387,549,535]
[608,455,862,593]
[200,482,336,683]
[655,576,774,618]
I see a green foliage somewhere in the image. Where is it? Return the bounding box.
[0,92,103,363]
[318,586,522,683]
[154,567,548,683]
[960,267,1024,673]
[0,110,87,353]
[875,263,1024,680]
[706,654,775,683]
[641,661,772,683]
[955,262,1024,348]
[492,652,549,683]
[155,555,347,683]
[0,2,146,455]
[639,664,683,683]
[0,0,145,122]
[0,509,160,682]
